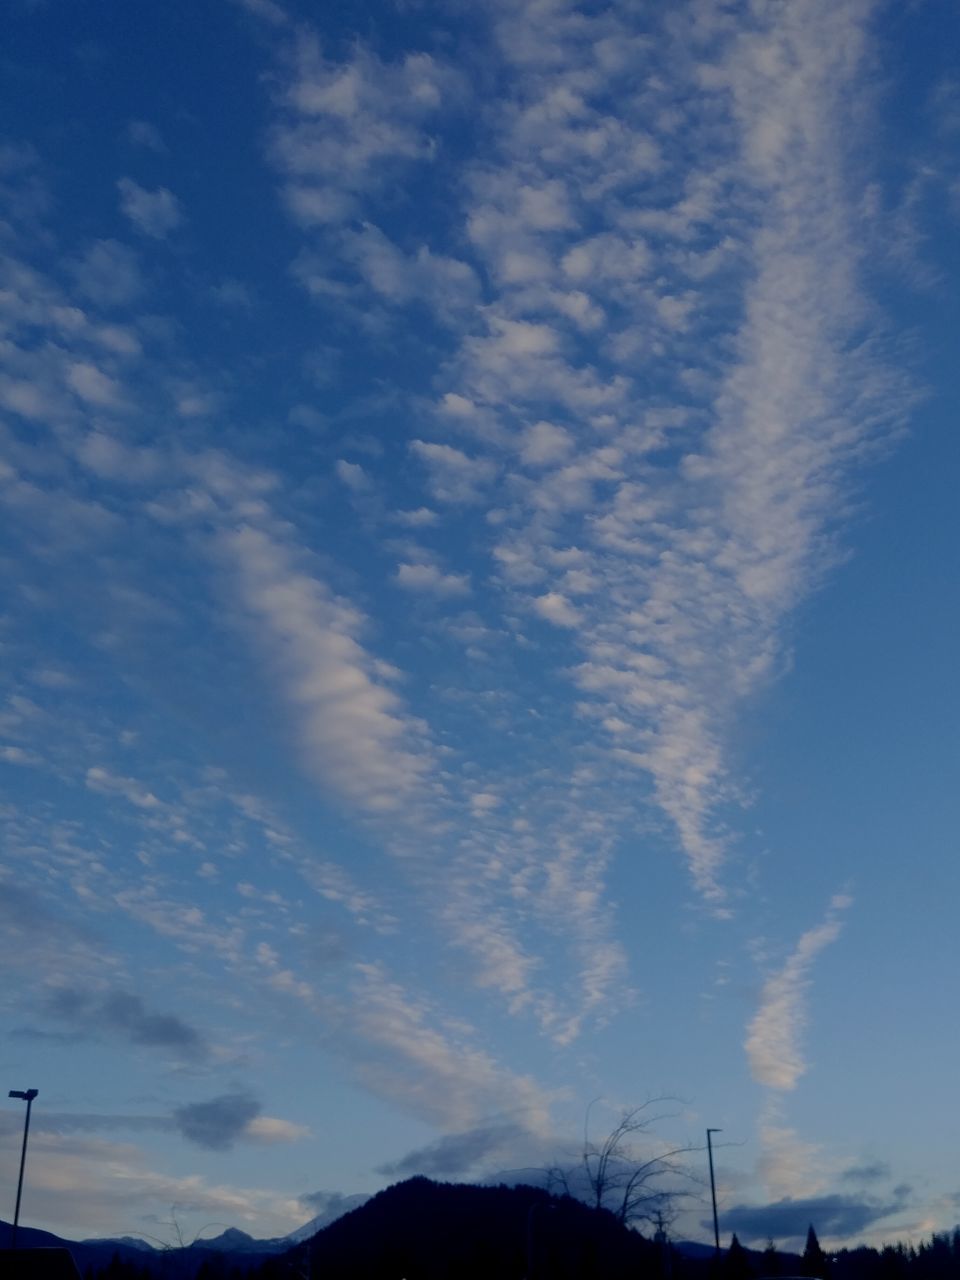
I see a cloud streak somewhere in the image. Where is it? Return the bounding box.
[342,962,555,1133]
[745,894,852,1091]
[213,514,433,813]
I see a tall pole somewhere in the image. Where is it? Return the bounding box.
[9,1088,38,1249]
[706,1128,722,1255]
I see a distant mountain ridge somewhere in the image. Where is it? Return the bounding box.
[1,1191,366,1261]
[186,1227,283,1253]
[1,1216,306,1274]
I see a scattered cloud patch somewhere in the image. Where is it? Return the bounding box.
[533,592,580,628]
[126,120,167,152]
[117,179,184,238]
[335,458,371,491]
[86,766,162,811]
[410,440,497,505]
[66,361,124,408]
[0,744,41,766]
[395,561,471,597]
[271,34,459,227]
[70,239,142,306]
[394,507,438,527]
[245,1115,311,1144]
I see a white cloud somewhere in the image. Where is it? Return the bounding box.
[176,387,219,417]
[346,963,553,1132]
[395,562,471,597]
[216,521,431,812]
[745,895,852,1091]
[86,766,163,811]
[561,232,650,282]
[533,592,581,628]
[73,430,164,483]
[117,179,184,239]
[271,35,458,227]
[211,277,255,309]
[66,361,124,408]
[71,240,142,306]
[410,440,497,505]
[394,507,439,527]
[125,120,166,152]
[341,223,479,318]
[0,744,41,766]
[244,1115,310,1144]
[94,323,141,356]
[335,458,370,491]
[297,858,392,928]
[232,0,290,26]
[519,421,574,467]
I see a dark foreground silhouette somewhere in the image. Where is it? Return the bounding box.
[8,1178,960,1280]
[265,1176,659,1279]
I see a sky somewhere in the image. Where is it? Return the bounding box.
[1,0,959,1254]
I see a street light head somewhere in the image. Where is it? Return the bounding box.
[9,1089,38,1101]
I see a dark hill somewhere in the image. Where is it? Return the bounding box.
[257,1176,662,1280]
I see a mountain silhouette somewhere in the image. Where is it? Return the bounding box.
[257,1176,661,1280]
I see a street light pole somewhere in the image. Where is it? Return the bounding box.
[9,1088,38,1249]
[706,1128,722,1255]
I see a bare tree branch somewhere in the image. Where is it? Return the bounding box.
[551,1099,702,1232]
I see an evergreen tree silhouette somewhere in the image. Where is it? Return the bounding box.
[723,1232,755,1280]
[762,1239,781,1276]
[802,1225,829,1279]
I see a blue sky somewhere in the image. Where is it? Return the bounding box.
[2,0,959,1252]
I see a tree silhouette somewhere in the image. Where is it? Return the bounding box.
[803,1225,830,1279]
[547,1099,699,1230]
[723,1232,755,1280]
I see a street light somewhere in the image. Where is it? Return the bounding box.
[706,1128,722,1255]
[8,1088,38,1250]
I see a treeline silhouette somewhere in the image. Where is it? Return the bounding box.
[723,1223,960,1280]
[78,1178,960,1280]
